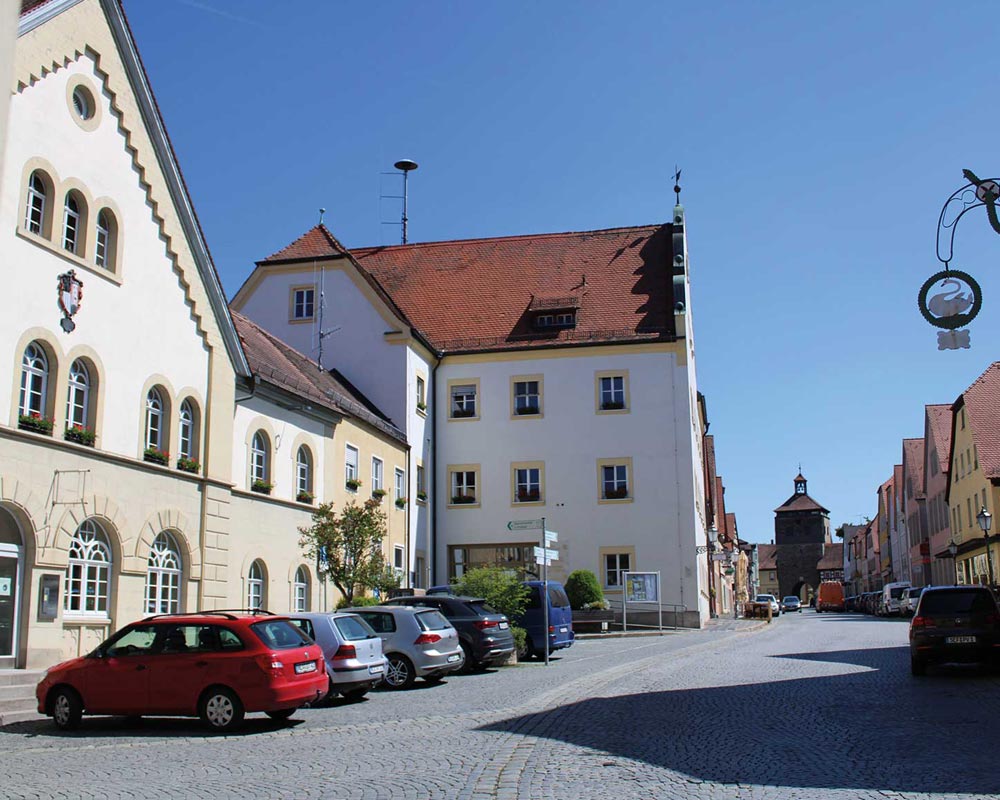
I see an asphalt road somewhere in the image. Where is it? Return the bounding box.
[2,613,998,799]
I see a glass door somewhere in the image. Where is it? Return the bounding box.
[0,549,20,661]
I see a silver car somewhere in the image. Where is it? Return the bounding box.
[348,605,464,690]
[755,594,781,616]
[287,612,387,702]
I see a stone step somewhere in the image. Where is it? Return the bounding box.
[0,709,46,728]
[0,670,45,687]
[0,685,36,709]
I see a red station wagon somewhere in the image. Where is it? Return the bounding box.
[36,610,327,731]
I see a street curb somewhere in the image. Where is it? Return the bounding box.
[574,630,678,640]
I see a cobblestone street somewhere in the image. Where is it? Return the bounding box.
[2,614,999,799]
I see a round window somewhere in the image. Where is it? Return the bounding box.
[71,86,94,121]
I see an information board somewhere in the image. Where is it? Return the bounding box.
[625,572,659,604]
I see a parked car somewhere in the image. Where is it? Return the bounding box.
[35,611,326,732]
[755,594,781,616]
[347,605,464,689]
[909,585,1000,675]
[286,612,387,702]
[900,586,925,617]
[781,596,802,613]
[863,592,880,615]
[881,581,912,616]
[383,595,514,670]
[514,581,575,658]
[815,581,845,612]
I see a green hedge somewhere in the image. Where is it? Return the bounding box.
[565,569,604,610]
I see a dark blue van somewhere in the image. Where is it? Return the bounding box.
[516,581,574,658]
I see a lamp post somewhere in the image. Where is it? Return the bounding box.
[976,506,994,586]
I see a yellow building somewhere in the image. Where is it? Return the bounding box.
[946,363,1000,587]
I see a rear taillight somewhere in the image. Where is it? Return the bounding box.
[473,620,498,630]
[911,616,934,629]
[256,654,284,677]
[548,625,555,634]
[333,644,357,660]
[414,633,441,645]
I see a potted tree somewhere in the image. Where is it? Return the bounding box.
[565,569,614,631]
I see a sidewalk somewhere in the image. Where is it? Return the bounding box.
[701,616,770,633]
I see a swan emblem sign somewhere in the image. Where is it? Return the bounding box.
[918,269,981,350]
[56,269,84,333]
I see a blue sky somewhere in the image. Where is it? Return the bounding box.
[125,1,1000,542]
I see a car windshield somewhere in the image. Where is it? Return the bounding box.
[920,589,997,616]
[334,615,376,641]
[783,597,798,603]
[755,595,773,602]
[415,610,451,631]
[466,600,499,616]
[250,619,312,650]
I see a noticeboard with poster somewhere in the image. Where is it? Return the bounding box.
[624,572,659,604]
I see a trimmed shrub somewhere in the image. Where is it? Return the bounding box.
[336,595,381,610]
[565,569,604,610]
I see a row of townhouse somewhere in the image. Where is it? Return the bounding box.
[1,0,731,672]
[0,0,408,669]
[844,362,1000,593]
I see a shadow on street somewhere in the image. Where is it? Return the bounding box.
[478,643,1000,794]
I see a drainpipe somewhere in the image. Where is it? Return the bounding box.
[404,441,411,588]
[430,362,438,588]
[196,349,216,613]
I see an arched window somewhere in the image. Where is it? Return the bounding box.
[94,209,118,271]
[19,342,49,418]
[248,560,266,609]
[178,399,196,461]
[296,446,313,499]
[294,566,309,612]
[24,171,48,234]
[251,431,269,485]
[145,531,182,614]
[63,193,81,254]
[65,519,112,616]
[145,387,164,451]
[66,359,90,431]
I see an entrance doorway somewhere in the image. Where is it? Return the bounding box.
[792,581,813,606]
[0,507,24,669]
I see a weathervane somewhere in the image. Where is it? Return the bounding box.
[918,169,993,350]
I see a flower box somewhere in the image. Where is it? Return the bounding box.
[176,456,200,473]
[451,494,476,505]
[451,408,476,419]
[251,479,273,495]
[416,490,428,502]
[63,425,95,446]
[297,490,314,504]
[516,488,541,502]
[395,497,407,509]
[371,488,388,502]
[143,447,169,465]
[346,478,362,492]
[18,413,53,435]
[601,400,626,411]
[515,405,540,416]
[416,401,427,412]
[603,486,629,500]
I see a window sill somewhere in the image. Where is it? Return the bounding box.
[448,415,480,423]
[598,496,634,505]
[62,615,112,626]
[596,408,630,416]
[416,407,428,418]
[513,499,544,507]
[16,228,122,285]
[510,413,544,421]
[447,502,481,510]
[288,316,315,325]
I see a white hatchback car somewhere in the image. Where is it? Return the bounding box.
[755,594,781,616]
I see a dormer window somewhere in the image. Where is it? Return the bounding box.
[535,312,576,329]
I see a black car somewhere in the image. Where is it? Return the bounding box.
[383,595,515,670]
[909,585,1000,675]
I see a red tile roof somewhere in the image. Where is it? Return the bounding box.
[774,491,830,514]
[926,404,952,475]
[259,223,677,354]
[757,544,777,570]
[902,438,925,500]
[231,311,405,444]
[817,543,844,571]
[958,361,1000,480]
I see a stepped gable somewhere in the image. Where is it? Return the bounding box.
[956,361,1000,480]
[330,223,676,353]
[231,311,405,444]
[926,404,952,475]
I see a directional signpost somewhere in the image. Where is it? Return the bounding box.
[508,518,557,665]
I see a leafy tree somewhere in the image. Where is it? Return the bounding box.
[565,569,604,610]
[299,499,399,604]
[451,566,529,621]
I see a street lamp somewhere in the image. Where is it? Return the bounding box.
[976,506,995,586]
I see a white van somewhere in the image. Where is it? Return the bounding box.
[881,581,911,616]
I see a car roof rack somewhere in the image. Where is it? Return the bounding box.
[140,608,276,622]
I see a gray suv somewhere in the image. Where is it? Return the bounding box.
[383,595,514,670]
[286,612,387,702]
[347,605,464,689]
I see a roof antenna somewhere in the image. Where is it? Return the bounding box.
[315,260,341,370]
[319,207,326,226]
[673,166,682,204]
[380,159,419,244]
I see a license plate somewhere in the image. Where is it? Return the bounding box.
[498,622,509,629]
[368,664,383,674]
[447,654,461,663]
[946,635,977,644]
[295,661,317,674]
[560,627,568,633]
